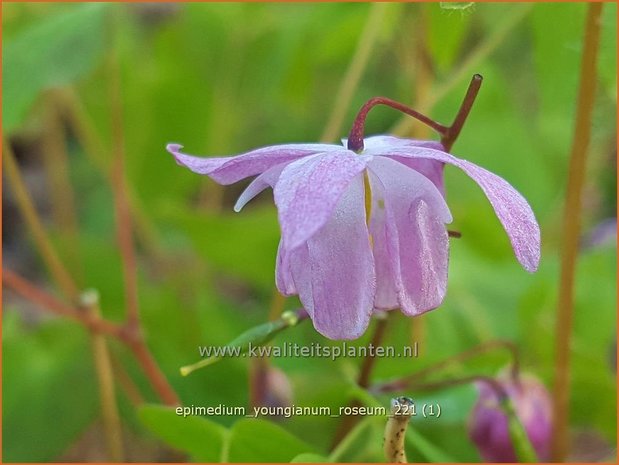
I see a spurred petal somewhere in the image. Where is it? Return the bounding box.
[368,156,451,315]
[287,175,375,339]
[166,143,340,185]
[274,150,368,250]
[370,140,541,272]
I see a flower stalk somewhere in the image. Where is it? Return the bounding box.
[347,74,482,153]
[551,2,604,460]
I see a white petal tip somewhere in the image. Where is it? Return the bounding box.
[166,143,183,154]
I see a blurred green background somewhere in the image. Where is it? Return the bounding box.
[2,2,616,462]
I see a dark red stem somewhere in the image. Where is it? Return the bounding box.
[346,74,483,153]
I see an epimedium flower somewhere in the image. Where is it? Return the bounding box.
[167,76,540,340]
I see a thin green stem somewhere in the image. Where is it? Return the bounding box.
[551,3,603,461]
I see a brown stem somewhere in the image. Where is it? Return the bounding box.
[330,315,390,450]
[3,268,123,338]
[551,3,603,461]
[125,337,180,407]
[441,74,483,152]
[3,268,180,407]
[3,141,79,301]
[106,15,139,331]
[358,315,390,388]
[42,100,83,282]
[53,88,166,268]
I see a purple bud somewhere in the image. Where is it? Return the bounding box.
[469,372,553,462]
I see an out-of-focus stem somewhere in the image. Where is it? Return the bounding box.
[107,13,139,331]
[330,315,390,450]
[80,290,124,462]
[52,88,164,265]
[249,291,285,408]
[372,339,520,393]
[357,315,389,388]
[104,8,180,408]
[3,141,79,300]
[551,3,603,461]
[3,268,123,337]
[110,352,145,406]
[320,2,389,143]
[125,336,180,406]
[4,268,181,407]
[391,3,533,137]
[42,100,83,282]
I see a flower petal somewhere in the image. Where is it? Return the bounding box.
[233,163,286,212]
[166,142,340,185]
[364,136,446,194]
[287,174,375,339]
[368,156,451,315]
[275,240,295,296]
[373,142,541,272]
[274,150,368,250]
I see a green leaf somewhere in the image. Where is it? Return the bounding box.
[158,204,281,290]
[405,428,458,463]
[290,452,330,463]
[138,404,228,462]
[228,418,315,462]
[429,3,472,72]
[3,3,109,132]
[2,315,98,461]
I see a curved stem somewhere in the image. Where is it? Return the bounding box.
[347,97,448,152]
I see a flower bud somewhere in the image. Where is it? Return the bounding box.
[469,372,552,462]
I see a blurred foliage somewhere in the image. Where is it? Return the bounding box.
[2,2,616,462]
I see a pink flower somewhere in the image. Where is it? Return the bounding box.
[166,134,540,340]
[469,373,552,462]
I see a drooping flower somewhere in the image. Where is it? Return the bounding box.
[166,133,540,339]
[468,372,553,462]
